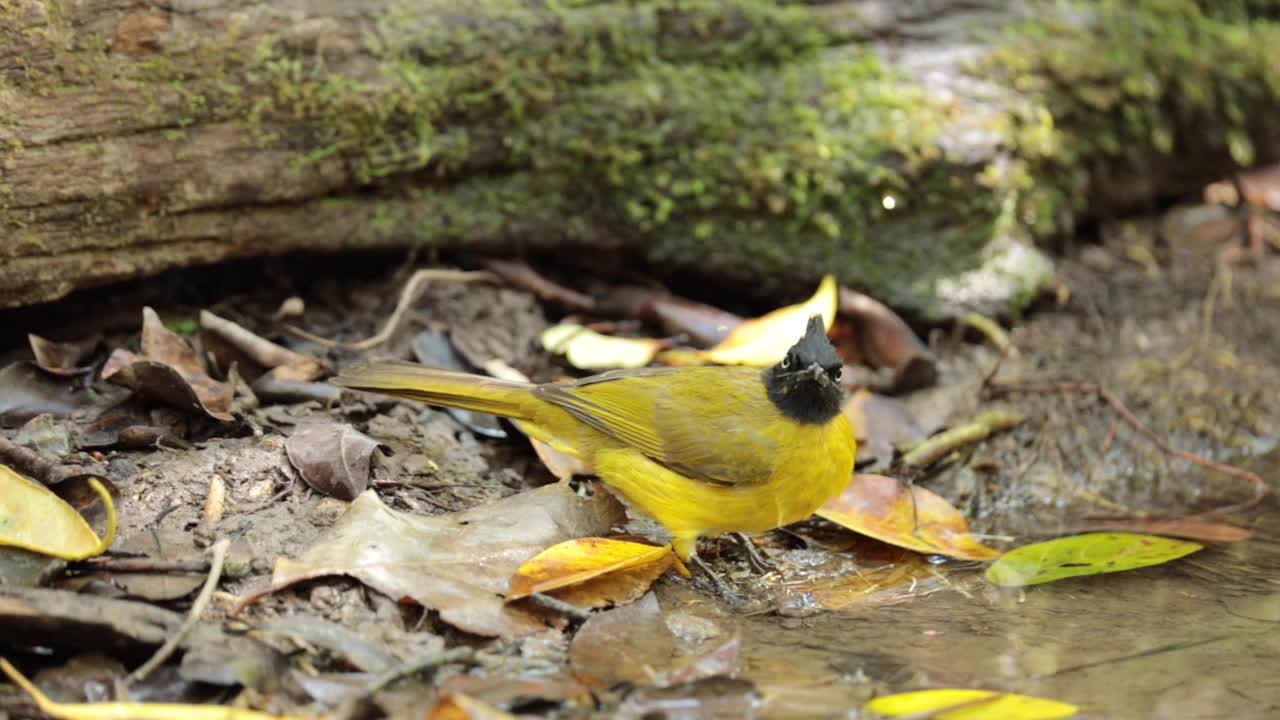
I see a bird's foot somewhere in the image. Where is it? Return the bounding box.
[732,532,776,574]
[689,554,743,605]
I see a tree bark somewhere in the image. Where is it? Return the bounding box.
[1,1,1275,313]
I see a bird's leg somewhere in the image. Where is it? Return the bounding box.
[689,553,738,601]
[732,532,775,574]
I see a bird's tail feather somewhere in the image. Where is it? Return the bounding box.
[332,361,537,420]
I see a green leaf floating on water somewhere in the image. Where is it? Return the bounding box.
[985,532,1202,587]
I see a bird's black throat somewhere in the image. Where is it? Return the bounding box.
[764,367,844,424]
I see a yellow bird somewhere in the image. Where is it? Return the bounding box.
[333,315,856,564]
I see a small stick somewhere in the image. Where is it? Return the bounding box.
[355,647,475,697]
[126,538,231,685]
[962,312,1015,355]
[899,409,1025,470]
[0,435,103,487]
[70,557,211,574]
[525,592,591,621]
[200,310,327,378]
[991,381,1271,512]
[285,269,496,350]
[485,259,596,311]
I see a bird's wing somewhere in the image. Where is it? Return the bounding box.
[534,367,779,486]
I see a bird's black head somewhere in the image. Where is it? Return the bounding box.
[764,315,845,424]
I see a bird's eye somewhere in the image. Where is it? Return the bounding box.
[828,366,842,380]
[781,356,792,370]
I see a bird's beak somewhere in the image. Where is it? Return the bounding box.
[805,363,829,385]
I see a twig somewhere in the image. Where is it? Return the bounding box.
[284,269,496,350]
[126,538,231,686]
[359,647,475,696]
[991,381,1271,513]
[200,310,328,379]
[525,592,592,621]
[962,312,1015,355]
[0,435,104,486]
[899,409,1025,470]
[485,259,596,311]
[70,557,212,574]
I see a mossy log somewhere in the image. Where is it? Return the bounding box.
[2,1,1277,315]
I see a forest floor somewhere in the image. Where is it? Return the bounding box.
[1,202,1278,719]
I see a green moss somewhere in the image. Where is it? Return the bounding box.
[220,0,1005,311]
[9,0,1048,316]
[988,0,1280,225]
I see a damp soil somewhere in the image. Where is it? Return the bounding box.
[1,225,1279,719]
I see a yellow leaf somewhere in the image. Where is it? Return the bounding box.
[429,692,518,720]
[507,538,682,601]
[985,533,1202,587]
[0,658,311,720]
[702,274,837,366]
[817,474,1001,561]
[540,324,661,370]
[864,688,1078,719]
[0,466,116,560]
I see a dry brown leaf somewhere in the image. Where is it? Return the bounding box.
[549,555,677,610]
[246,483,625,638]
[838,287,936,391]
[570,592,675,688]
[0,362,91,425]
[101,308,233,421]
[599,286,745,346]
[284,423,388,501]
[817,474,1001,561]
[842,389,926,467]
[27,334,97,375]
[1068,517,1253,543]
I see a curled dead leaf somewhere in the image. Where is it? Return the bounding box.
[284,423,389,501]
[817,474,1001,561]
[0,466,116,561]
[507,538,682,609]
[28,334,98,376]
[838,287,936,391]
[101,308,234,421]
[697,275,838,366]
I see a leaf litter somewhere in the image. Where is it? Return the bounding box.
[2,239,1276,719]
[243,483,626,637]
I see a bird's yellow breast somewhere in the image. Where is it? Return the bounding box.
[591,412,855,545]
